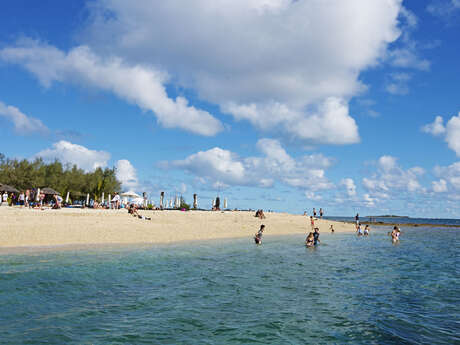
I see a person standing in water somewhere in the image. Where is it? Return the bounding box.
[313,227,320,245]
[364,225,370,236]
[305,232,315,247]
[254,224,265,245]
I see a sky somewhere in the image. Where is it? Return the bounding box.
[0,0,459,217]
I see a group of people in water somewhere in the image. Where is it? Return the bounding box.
[254,211,402,246]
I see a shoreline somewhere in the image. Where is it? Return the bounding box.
[1,207,356,251]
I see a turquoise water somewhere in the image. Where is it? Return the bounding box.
[0,227,458,344]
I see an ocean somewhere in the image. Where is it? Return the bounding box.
[0,226,458,344]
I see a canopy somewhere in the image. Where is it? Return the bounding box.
[129,197,145,205]
[41,187,60,195]
[0,184,19,193]
[121,191,140,198]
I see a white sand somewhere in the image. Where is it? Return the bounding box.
[0,206,356,249]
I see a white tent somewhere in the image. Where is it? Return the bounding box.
[130,197,144,205]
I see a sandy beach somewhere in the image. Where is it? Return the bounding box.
[0,206,356,249]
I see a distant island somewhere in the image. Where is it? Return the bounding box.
[367,215,410,218]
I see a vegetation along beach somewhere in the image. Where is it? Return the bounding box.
[1,0,459,344]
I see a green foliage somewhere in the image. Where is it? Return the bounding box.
[0,153,121,200]
[180,196,190,210]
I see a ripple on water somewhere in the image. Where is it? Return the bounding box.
[0,229,458,344]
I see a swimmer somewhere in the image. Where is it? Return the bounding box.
[391,226,401,243]
[313,227,320,245]
[330,224,335,233]
[364,225,370,236]
[305,232,315,247]
[254,224,265,245]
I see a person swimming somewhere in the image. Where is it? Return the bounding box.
[305,232,315,247]
[254,224,265,244]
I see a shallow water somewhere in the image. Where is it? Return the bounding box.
[0,227,458,344]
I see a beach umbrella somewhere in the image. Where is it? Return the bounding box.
[224,198,227,209]
[121,191,140,198]
[86,193,90,206]
[65,191,70,203]
[36,188,40,201]
[41,187,60,195]
[212,198,215,208]
[169,199,172,208]
[0,184,19,193]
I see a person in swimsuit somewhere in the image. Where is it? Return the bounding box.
[305,232,315,247]
[310,216,315,231]
[330,224,335,233]
[319,208,323,218]
[313,227,320,245]
[357,224,363,236]
[313,208,317,218]
[254,224,265,244]
[391,226,400,243]
[363,225,370,236]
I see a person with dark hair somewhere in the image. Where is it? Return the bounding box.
[313,227,320,245]
[305,232,315,247]
[319,208,323,218]
[254,224,265,244]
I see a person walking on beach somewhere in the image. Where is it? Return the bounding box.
[330,224,335,233]
[112,193,120,209]
[313,208,317,218]
[310,216,315,231]
[254,224,265,245]
[320,208,323,218]
[355,213,360,228]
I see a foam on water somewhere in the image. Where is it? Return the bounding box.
[0,227,458,344]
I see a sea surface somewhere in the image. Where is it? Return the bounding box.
[325,215,460,226]
[0,226,458,344]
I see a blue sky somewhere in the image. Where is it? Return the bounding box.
[0,0,459,217]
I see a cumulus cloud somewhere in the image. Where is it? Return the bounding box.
[68,0,407,144]
[362,155,425,203]
[422,115,446,136]
[434,161,460,192]
[341,178,357,197]
[422,112,460,156]
[0,101,48,134]
[427,0,460,17]
[0,40,222,136]
[116,159,139,190]
[432,179,448,193]
[162,138,333,192]
[35,140,110,171]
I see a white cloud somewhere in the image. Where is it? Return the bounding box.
[36,141,110,172]
[385,72,412,95]
[162,138,333,192]
[432,179,448,193]
[0,101,49,134]
[362,155,425,201]
[70,0,405,144]
[422,112,460,156]
[116,159,138,191]
[341,178,357,197]
[422,115,446,136]
[427,0,460,17]
[434,161,460,191]
[0,40,222,136]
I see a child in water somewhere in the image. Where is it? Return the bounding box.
[254,224,265,245]
[364,225,370,236]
